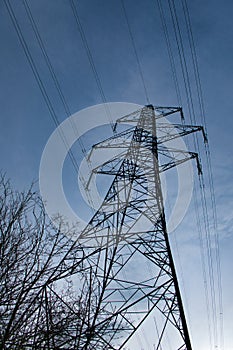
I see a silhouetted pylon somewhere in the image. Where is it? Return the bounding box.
[49,105,206,349]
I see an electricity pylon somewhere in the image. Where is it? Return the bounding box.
[49,105,207,349]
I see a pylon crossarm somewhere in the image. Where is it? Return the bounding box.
[92,127,135,149]
[115,106,182,125]
[156,146,202,174]
[156,123,206,144]
[90,148,202,178]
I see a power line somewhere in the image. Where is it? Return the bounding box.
[181,2,224,348]
[21,0,97,214]
[121,0,150,105]
[70,0,115,132]
[165,2,220,347]
[3,0,81,176]
[22,0,87,158]
[156,0,183,107]
[156,1,224,349]
[4,0,97,218]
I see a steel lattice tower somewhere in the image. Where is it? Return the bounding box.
[45,105,206,349]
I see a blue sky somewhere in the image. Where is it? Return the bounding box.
[0,1,233,349]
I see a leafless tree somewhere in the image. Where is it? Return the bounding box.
[0,174,122,349]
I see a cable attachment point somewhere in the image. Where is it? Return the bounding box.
[191,152,202,175]
[202,127,208,143]
[179,107,185,121]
